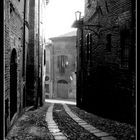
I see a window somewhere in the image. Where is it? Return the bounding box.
[106,34,112,52]
[57,55,68,74]
[86,33,92,61]
[120,28,130,68]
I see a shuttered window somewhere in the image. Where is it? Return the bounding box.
[57,55,68,74]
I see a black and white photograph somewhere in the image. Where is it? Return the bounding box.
[1,0,137,139]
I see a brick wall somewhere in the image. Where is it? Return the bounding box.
[78,0,135,124]
[4,0,24,134]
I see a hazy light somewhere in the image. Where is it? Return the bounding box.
[45,99,76,105]
[66,61,69,66]
[45,0,85,39]
[70,76,73,81]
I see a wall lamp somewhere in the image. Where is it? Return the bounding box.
[73,11,119,37]
[73,11,102,37]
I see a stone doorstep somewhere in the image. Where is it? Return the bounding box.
[101,136,117,140]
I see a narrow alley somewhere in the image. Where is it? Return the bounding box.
[2,0,136,139]
[6,100,135,140]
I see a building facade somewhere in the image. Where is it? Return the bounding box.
[4,0,25,136]
[4,0,49,137]
[40,0,50,103]
[74,0,136,124]
[50,31,77,99]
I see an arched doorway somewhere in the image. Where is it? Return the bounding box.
[10,49,17,120]
[57,80,68,98]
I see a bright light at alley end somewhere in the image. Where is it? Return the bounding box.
[75,11,81,21]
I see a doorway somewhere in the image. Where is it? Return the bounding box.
[57,80,68,99]
[10,49,17,120]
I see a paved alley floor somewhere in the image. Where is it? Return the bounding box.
[6,102,136,140]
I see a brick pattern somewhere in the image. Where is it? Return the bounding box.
[4,0,43,135]
[77,0,135,124]
[4,0,24,135]
[63,104,117,140]
[46,104,67,139]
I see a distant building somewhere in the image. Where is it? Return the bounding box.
[73,0,136,124]
[50,31,77,99]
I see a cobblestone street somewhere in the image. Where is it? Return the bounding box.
[6,101,135,140]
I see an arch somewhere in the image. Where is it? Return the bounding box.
[10,48,17,120]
